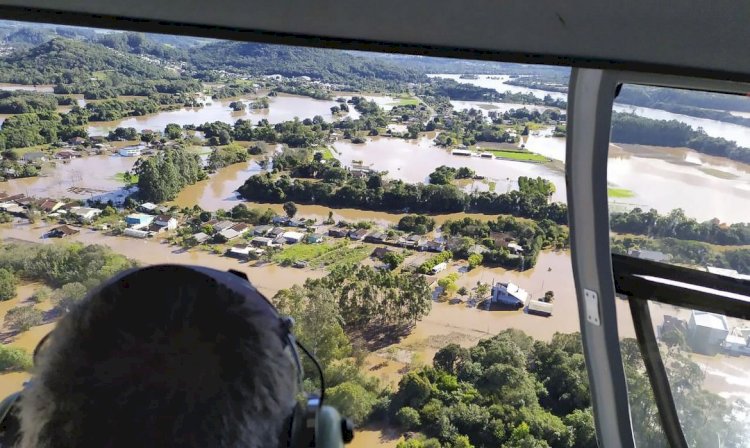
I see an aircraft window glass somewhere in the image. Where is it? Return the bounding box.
[609,84,750,446]
[0,20,592,447]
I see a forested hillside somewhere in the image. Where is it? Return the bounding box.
[0,38,178,85]
[190,41,425,88]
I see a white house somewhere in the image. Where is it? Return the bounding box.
[430,262,448,275]
[139,202,158,214]
[213,220,235,232]
[69,206,102,221]
[491,282,529,306]
[283,231,305,244]
[251,237,274,247]
[154,214,178,230]
[123,228,150,239]
[118,145,144,157]
[687,311,729,355]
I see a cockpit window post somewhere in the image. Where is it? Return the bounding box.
[567,68,637,448]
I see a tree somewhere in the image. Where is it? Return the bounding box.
[283,201,298,219]
[326,381,376,425]
[0,268,17,301]
[475,282,490,300]
[433,343,470,375]
[164,123,182,140]
[467,253,483,270]
[31,286,51,303]
[5,305,43,332]
[457,286,469,296]
[542,290,555,303]
[0,345,32,372]
[395,371,432,408]
[396,407,422,430]
[53,282,88,312]
[564,409,597,448]
[437,273,459,298]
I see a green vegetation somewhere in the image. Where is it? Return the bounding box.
[0,90,59,114]
[113,172,139,185]
[381,251,406,270]
[272,242,337,266]
[479,148,549,162]
[428,166,476,185]
[398,215,436,235]
[0,267,18,301]
[308,244,372,271]
[190,41,424,90]
[607,187,635,198]
[5,305,43,332]
[0,345,33,372]
[135,147,206,202]
[207,143,248,170]
[0,110,87,151]
[418,251,453,274]
[610,207,750,245]
[442,215,569,270]
[611,112,750,164]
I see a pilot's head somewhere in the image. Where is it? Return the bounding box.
[17,265,297,448]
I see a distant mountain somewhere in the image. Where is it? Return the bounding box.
[190,41,425,88]
[358,52,571,76]
[0,38,177,84]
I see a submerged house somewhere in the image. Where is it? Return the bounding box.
[491,282,529,307]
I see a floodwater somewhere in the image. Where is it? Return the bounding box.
[2,154,136,203]
[87,93,345,135]
[450,100,560,114]
[332,135,568,202]
[427,74,567,101]
[0,83,54,93]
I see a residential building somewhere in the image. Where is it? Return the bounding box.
[468,244,489,255]
[705,266,750,281]
[139,202,158,214]
[46,225,79,238]
[348,229,369,240]
[226,245,254,260]
[328,228,348,238]
[68,136,86,146]
[507,242,524,254]
[54,150,80,160]
[154,215,178,231]
[118,145,144,157]
[283,231,305,244]
[253,225,272,236]
[219,228,241,241]
[424,240,445,253]
[451,149,472,156]
[125,213,155,228]
[0,202,26,216]
[69,206,102,221]
[251,237,274,247]
[491,282,529,307]
[213,220,235,232]
[288,218,306,228]
[430,262,449,275]
[22,152,47,163]
[268,227,285,238]
[628,249,670,263]
[192,232,210,244]
[123,228,150,239]
[365,232,387,244]
[272,216,289,225]
[229,222,250,235]
[37,199,65,213]
[306,233,325,244]
[687,311,728,355]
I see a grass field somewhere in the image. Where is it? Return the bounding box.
[272,242,337,265]
[390,95,420,107]
[607,187,635,198]
[309,243,372,270]
[479,148,549,162]
[113,172,139,185]
[699,167,739,180]
[319,146,336,160]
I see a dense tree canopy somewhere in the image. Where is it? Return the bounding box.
[135,147,206,203]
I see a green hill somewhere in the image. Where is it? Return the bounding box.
[190,41,425,89]
[0,38,177,85]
